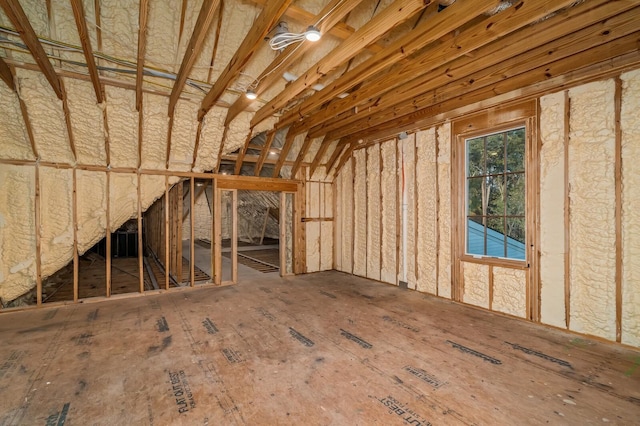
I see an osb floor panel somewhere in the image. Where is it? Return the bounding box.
[0,271,639,425]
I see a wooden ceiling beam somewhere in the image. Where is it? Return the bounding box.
[198,0,294,121]
[234,133,253,175]
[291,135,313,178]
[0,56,15,90]
[169,0,221,116]
[70,0,103,103]
[223,0,363,127]
[254,131,276,176]
[246,0,382,53]
[272,125,300,178]
[332,141,357,178]
[336,34,640,145]
[324,140,349,175]
[300,0,585,136]
[250,0,430,128]
[277,0,500,131]
[310,0,636,139]
[308,138,334,177]
[1,0,63,99]
[135,0,149,111]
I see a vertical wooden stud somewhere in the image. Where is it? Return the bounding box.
[231,189,238,283]
[106,170,111,297]
[35,164,42,306]
[563,90,571,329]
[435,128,441,297]
[213,184,222,284]
[364,147,369,278]
[351,156,356,275]
[164,175,170,289]
[137,173,144,293]
[614,77,623,343]
[280,191,286,277]
[395,138,401,284]
[378,143,383,282]
[72,168,79,302]
[488,264,494,311]
[190,177,195,287]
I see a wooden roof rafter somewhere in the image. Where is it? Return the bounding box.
[250,0,430,128]
[272,124,301,178]
[70,0,103,104]
[254,130,276,176]
[308,137,334,177]
[169,0,221,117]
[0,56,15,90]
[223,0,365,127]
[234,133,253,175]
[198,0,294,121]
[135,0,149,111]
[1,0,63,99]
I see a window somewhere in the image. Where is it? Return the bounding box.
[465,127,526,260]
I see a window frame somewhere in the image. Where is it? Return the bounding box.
[464,125,527,262]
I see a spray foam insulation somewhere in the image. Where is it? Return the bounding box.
[352,149,367,277]
[538,91,567,328]
[401,135,417,289]
[169,100,199,171]
[437,123,452,299]
[306,181,321,272]
[16,69,73,164]
[366,144,381,281]
[105,86,138,168]
[568,80,616,341]
[18,0,48,38]
[415,128,437,294]
[225,111,256,156]
[109,173,137,230]
[621,69,640,346]
[49,2,94,66]
[141,94,170,170]
[194,106,227,172]
[39,167,74,278]
[320,182,333,271]
[63,77,107,165]
[140,175,168,211]
[192,189,212,241]
[0,165,36,302]
[462,261,489,309]
[76,170,107,254]
[99,0,138,65]
[492,267,526,318]
[0,85,33,160]
[380,139,396,284]
[340,157,353,273]
[145,0,181,71]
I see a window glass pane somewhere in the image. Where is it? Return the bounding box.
[486,217,506,257]
[506,174,525,216]
[467,177,484,216]
[467,137,485,177]
[507,128,525,172]
[506,217,526,259]
[486,133,504,174]
[486,175,504,216]
[467,216,485,256]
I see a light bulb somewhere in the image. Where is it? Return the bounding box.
[246,89,257,100]
[305,26,321,42]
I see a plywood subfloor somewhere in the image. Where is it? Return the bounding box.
[0,271,638,424]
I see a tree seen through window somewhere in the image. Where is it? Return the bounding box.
[466,127,526,260]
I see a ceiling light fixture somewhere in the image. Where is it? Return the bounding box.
[269,25,322,51]
[245,89,257,100]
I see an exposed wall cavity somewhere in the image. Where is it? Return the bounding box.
[109,173,137,230]
[320,183,333,271]
[621,69,640,347]
[400,134,417,289]
[366,144,381,281]
[0,85,32,160]
[539,91,566,328]
[437,123,452,299]
[380,139,396,284]
[462,261,489,309]
[141,94,170,170]
[339,157,353,273]
[105,86,138,168]
[76,170,107,254]
[0,165,35,303]
[415,128,437,294]
[64,78,106,165]
[39,167,73,278]
[492,267,526,318]
[568,80,616,341]
[17,69,73,163]
[169,100,199,171]
[352,149,367,277]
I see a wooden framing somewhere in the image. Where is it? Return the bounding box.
[34,165,42,306]
[70,0,103,103]
[291,136,313,178]
[563,90,571,329]
[72,168,79,302]
[272,126,299,178]
[105,171,111,297]
[215,125,229,174]
[0,56,15,90]
[279,192,286,276]
[14,64,38,159]
[309,138,332,177]
[435,128,440,296]
[102,84,111,165]
[206,0,224,84]
[198,0,293,121]
[137,173,144,293]
[251,0,427,128]
[614,77,623,342]
[165,115,175,169]
[351,155,356,275]
[213,183,222,284]
[60,79,77,162]
[191,120,204,170]
[190,177,195,287]
[395,138,400,283]
[234,133,253,175]
[135,0,149,111]
[169,0,221,117]
[1,0,63,99]
[254,131,275,177]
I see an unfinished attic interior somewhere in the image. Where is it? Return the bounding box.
[1,0,639,422]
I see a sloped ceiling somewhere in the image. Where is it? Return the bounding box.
[0,0,639,179]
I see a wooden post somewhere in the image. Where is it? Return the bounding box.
[435,129,440,296]
[614,77,622,342]
[563,90,571,329]
[190,177,195,287]
[280,192,286,276]
[35,164,42,305]
[378,143,383,283]
[231,190,238,283]
[164,175,170,289]
[106,170,111,297]
[72,168,79,302]
[137,173,144,293]
[488,264,494,311]
[213,183,222,284]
